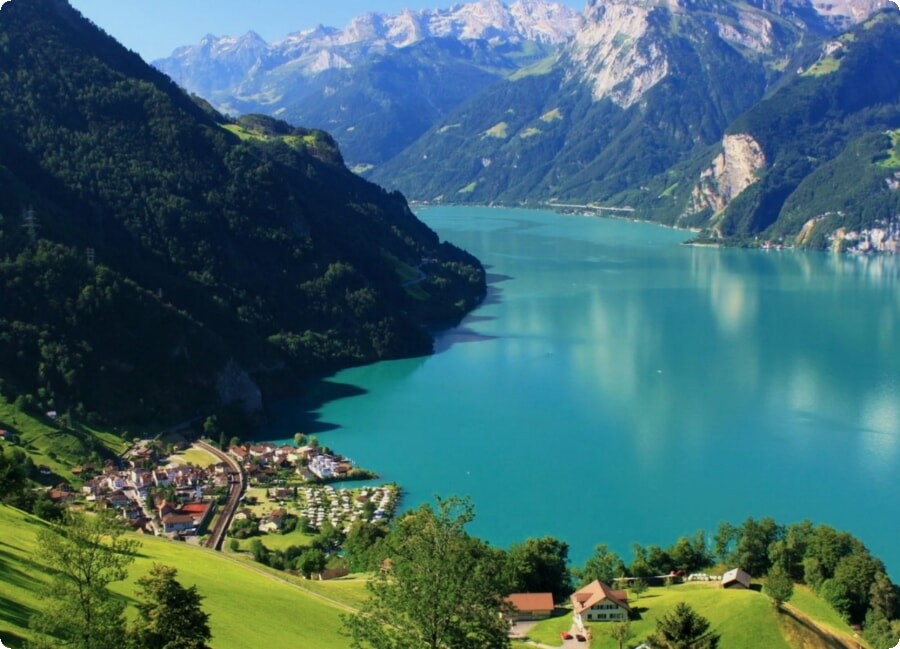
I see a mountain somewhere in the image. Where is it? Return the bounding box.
[658,11,900,249]
[372,0,897,248]
[153,0,579,168]
[0,0,486,424]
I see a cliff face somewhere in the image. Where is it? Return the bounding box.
[685,134,767,225]
[565,1,668,109]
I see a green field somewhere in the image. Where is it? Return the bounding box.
[0,505,351,649]
[0,398,128,481]
[523,583,857,649]
[169,446,219,468]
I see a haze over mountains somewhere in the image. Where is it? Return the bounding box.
[157,0,900,250]
[154,0,580,167]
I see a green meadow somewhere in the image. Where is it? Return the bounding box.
[524,582,864,649]
[0,505,351,649]
[0,398,128,481]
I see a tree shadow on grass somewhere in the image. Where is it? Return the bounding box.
[0,594,38,629]
[0,627,28,649]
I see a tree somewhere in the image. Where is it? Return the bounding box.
[646,602,720,649]
[764,568,794,609]
[868,572,898,620]
[576,544,626,586]
[345,497,510,649]
[631,578,649,601]
[713,522,738,564]
[505,536,572,602]
[294,432,307,446]
[31,510,138,649]
[130,563,211,649]
[296,548,328,579]
[609,620,632,649]
[0,446,28,502]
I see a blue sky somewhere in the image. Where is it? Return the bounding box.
[68,0,587,62]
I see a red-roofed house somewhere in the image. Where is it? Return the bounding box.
[571,580,630,628]
[505,593,555,621]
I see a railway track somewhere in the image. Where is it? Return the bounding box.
[197,439,245,551]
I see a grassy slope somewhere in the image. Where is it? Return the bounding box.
[0,505,352,649]
[525,583,852,649]
[0,397,128,481]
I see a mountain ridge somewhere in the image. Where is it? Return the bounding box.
[153,0,580,167]
[0,0,486,424]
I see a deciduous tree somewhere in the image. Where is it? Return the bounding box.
[576,544,626,586]
[130,563,211,649]
[609,620,632,649]
[31,510,138,649]
[764,568,794,609]
[505,536,572,601]
[345,497,510,649]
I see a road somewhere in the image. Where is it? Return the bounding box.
[197,439,245,551]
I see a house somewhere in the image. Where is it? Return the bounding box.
[180,502,213,529]
[271,487,294,501]
[571,580,630,628]
[105,490,132,508]
[505,593,555,621]
[722,568,752,590]
[229,446,250,463]
[259,508,287,533]
[161,513,195,534]
[0,429,15,442]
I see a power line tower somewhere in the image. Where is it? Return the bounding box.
[86,247,96,266]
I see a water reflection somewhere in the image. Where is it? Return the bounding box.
[265,207,900,574]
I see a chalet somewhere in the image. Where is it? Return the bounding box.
[571,580,630,628]
[505,593,555,621]
[722,568,752,590]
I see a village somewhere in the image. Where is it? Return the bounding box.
[37,435,396,546]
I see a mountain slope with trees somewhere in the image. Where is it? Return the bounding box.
[372,0,899,249]
[0,0,485,425]
[153,0,579,169]
[655,11,900,247]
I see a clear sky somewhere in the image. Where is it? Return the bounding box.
[67,0,588,62]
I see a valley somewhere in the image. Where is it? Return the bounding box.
[1,0,899,648]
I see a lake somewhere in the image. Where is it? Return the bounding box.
[263,206,900,576]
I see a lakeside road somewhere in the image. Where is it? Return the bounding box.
[198,439,245,551]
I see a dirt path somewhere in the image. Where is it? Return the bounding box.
[781,604,866,649]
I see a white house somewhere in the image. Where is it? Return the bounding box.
[571,580,630,628]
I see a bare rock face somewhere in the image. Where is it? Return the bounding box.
[566,0,668,108]
[686,134,767,217]
[216,360,263,414]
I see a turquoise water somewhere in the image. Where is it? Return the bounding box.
[264,206,900,576]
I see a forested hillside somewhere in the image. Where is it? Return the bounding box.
[677,11,900,247]
[0,0,485,425]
